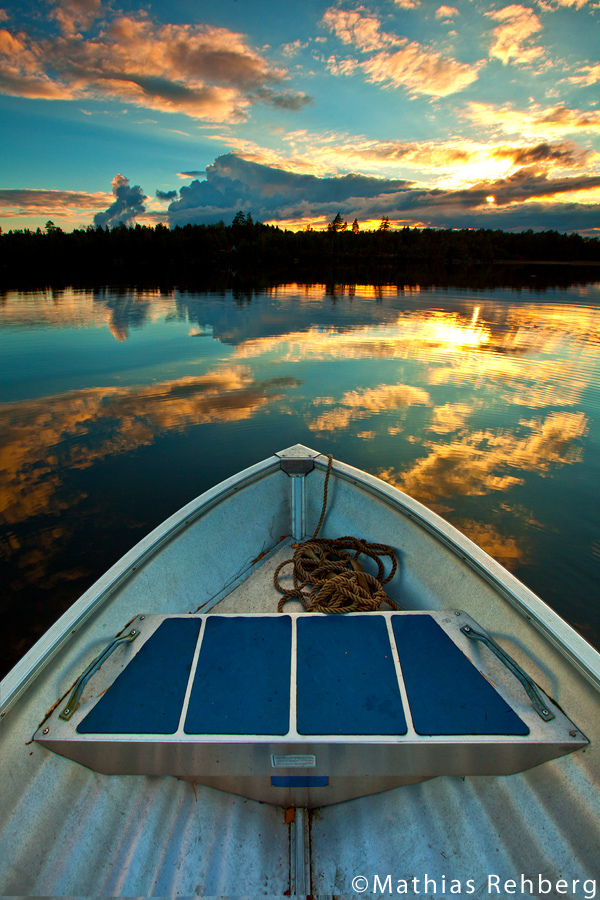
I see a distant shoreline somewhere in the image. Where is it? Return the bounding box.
[1,220,599,292]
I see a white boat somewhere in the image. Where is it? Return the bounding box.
[1,445,599,897]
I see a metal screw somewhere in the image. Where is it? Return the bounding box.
[43,727,49,734]
[542,709,549,716]
[463,625,471,632]
[130,630,137,635]
[64,708,70,715]
[569,730,577,737]
[139,616,145,620]
[455,611,461,616]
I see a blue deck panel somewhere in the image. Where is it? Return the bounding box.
[78,618,201,735]
[391,615,529,736]
[185,615,292,735]
[296,615,407,735]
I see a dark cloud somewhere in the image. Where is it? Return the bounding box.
[252,87,312,111]
[156,189,178,201]
[480,168,600,205]
[164,152,600,234]
[94,174,146,228]
[167,152,412,225]
[492,141,592,168]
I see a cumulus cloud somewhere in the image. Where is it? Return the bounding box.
[163,149,600,233]
[50,0,103,35]
[166,152,411,226]
[435,5,460,19]
[0,10,310,121]
[485,5,544,65]
[94,173,146,228]
[155,188,178,201]
[322,5,480,97]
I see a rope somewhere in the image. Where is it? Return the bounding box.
[275,454,401,614]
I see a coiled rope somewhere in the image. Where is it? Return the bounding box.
[274,455,401,613]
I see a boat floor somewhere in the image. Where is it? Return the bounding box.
[210,538,307,615]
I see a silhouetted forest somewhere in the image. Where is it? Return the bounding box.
[1,213,599,290]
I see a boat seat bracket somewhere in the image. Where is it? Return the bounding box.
[59,629,139,721]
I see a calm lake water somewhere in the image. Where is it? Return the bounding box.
[2,280,600,678]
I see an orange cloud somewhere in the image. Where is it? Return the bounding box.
[362,44,480,97]
[322,5,480,97]
[435,5,460,19]
[213,129,595,197]
[569,63,600,86]
[542,0,590,7]
[464,102,600,139]
[51,0,103,35]
[486,5,544,65]
[321,8,397,52]
[0,187,112,218]
[0,14,309,121]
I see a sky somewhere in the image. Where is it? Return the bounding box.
[0,0,599,234]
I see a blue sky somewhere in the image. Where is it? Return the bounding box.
[0,0,599,233]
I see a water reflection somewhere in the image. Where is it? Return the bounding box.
[0,287,177,340]
[380,411,588,502]
[0,366,299,524]
[1,281,600,676]
[449,520,524,572]
[309,384,430,433]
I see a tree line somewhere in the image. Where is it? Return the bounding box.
[1,212,599,289]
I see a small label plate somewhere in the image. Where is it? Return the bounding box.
[271,754,316,768]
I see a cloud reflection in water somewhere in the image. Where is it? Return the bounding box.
[0,365,299,525]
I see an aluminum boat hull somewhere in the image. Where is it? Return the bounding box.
[1,445,599,896]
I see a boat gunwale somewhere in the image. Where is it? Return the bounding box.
[0,454,281,716]
[319,452,600,694]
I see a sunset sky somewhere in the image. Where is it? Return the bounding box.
[1,0,599,233]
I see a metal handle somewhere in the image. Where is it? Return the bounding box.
[461,625,555,722]
[59,629,139,720]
